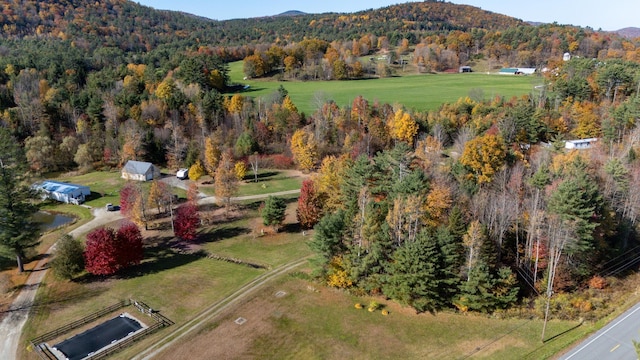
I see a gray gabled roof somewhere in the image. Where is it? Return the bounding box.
[35,180,90,195]
[122,160,154,175]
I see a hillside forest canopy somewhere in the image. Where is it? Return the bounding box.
[2,0,640,315]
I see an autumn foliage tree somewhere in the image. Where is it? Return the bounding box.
[290,129,318,172]
[214,150,238,208]
[459,132,507,185]
[83,223,143,276]
[388,109,419,146]
[297,179,324,229]
[174,203,200,241]
[120,182,150,229]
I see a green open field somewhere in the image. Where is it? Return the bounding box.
[226,61,541,115]
[149,274,594,360]
[198,169,305,197]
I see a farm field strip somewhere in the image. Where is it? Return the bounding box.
[131,257,309,360]
[226,61,539,114]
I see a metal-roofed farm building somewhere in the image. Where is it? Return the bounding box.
[34,180,91,205]
[121,160,159,182]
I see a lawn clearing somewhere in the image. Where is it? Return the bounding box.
[227,61,540,115]
[150,275,588,360]
[238,170,305,197]
[197,169,306,197]
[199,204,313,267]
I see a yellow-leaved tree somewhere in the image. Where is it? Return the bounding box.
[290,129,318,172]
[234,161,247,181]
[188,160,206,181]
[282,95,298,113]
[204,136,221,176]
[225,94,244,115]
[459,132,506,185]
[388,108,419,146]
[316,155,350,212]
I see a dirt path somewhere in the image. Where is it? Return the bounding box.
[0,207,124,359]
[131,257,309,360]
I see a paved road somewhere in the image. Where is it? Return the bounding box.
[0,207,124,360]
[559,302,640,360]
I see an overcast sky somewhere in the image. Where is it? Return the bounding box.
[135,0,639,31]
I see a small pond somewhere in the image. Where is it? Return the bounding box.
[34,211,75,231]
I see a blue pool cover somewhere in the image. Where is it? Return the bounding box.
[53,314,143,360]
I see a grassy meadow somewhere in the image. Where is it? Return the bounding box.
[226,60,541,115]
[150,274,594,360]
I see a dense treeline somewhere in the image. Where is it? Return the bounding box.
[2,0,640,316]
[291,56,640,314]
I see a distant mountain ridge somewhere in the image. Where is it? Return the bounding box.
[276,10,306,17]
[615,27,640,39]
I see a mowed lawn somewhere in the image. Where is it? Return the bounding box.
[226,61,540,114]
[197,169,305,198]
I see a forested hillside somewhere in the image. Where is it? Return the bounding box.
[2,0,640,318]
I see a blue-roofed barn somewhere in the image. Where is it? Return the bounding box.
[121,160,159,181]
[34,180,91,205]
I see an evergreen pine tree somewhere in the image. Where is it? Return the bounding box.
[436,226,464,304]
[383,230,442,313]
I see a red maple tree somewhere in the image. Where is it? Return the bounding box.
[174,203,200,241]
[296,179,324,229]
[84,222,144,275]
[116,222,144,267]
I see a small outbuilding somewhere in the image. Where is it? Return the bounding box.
[35,180,91,205]
[121,160,159,182]
[565,138,598,150]
[459,66,472,73]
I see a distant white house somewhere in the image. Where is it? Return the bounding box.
[121,160,159,181]
[34,180,91,205]
[498,67,536,75]
[565,138,598,150]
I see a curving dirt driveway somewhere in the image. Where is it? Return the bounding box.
[0,206,125,360]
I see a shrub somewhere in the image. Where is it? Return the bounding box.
[381,309,389,316]
[588,275,608,289]
[368,300,379,312]
[261,196,287,230]
[355,303,363,309]
[50,235,85,280]
[272,154,294,169]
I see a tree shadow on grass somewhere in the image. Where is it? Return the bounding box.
[2,285,107,314]
[198,226,251,244]
[244,171,279,181]
[116,246,208,280]
[280,222,302,234]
